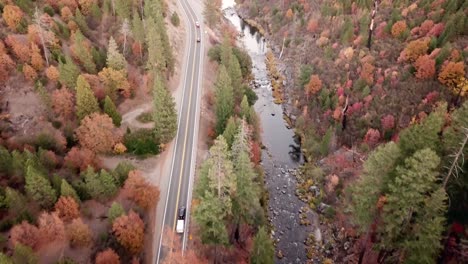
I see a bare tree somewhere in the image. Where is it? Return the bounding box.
[367,0,380,50]
[444,127,468,188]
[120,19,132,54]
[33,7,50,67]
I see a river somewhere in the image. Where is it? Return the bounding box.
[222,1,313,263]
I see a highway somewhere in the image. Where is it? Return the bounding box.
[154,0,203,262]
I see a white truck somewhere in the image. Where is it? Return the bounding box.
[176,206,186,234]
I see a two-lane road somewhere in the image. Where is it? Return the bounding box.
[155,0,203,262]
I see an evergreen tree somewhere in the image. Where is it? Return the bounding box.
[153,73,177,144]
[115,0,131,19]
[108,201,125,224]
[382,149,446,263]
[220,38,233,69]
[103,95,122,127]
[240,95,250,121]
[203,0,221,28]
[60,179,80,203]
[223,117,237,149]
[74,9,90,34]
[106,37,126,71]
[0,145,12,174]
[145,18,164,72]
[0,253,13,264]
[59,56,80,88]
[76,75,100,120]
[229,55,243,102]
[12,244,37,264]
[250,227,274,264]
[82,167,117,201]
[398,104,445,157]
[25,165,57,208]
[73,30,96,73]
[193,190,229,246]
[154,7,174,75]
[132,11,145,43]
[214,65,234,135]
[5,187,27,215]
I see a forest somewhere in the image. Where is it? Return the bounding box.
[0,0,178,262]
[233,0,468,263]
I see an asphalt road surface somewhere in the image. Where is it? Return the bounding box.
[155,0,203,262]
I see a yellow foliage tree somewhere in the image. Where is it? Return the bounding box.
[98,67,131,100]
[391,20,407,38]
[30,43,45,71]
[2,5,23,31]
[305,74,322,99]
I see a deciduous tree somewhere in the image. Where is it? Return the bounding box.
[2,5,23,31]
[22,64,37,82]
[66,218,92,247]
[46,66,60,83]
[95,248,120,264]
[305,74,322,99]
[71,30,96,73]
[10,221,40,250]
[112,211,145,255]
[52,88,74,120]
[414,55,436,80]
[203,0,222,28]
[391,20,407,38]
[37,211,66,244]
[76,113,120,153]
[54,196,80,221]
[98,67,131,100]
[123,170,159,210]
[30,43,44,71]
[64,147,97,172]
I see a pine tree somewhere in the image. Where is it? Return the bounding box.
[108,201,125,224]
[106,37,126,71]
[59,56,80,88]
[229,55,243,102]
[12,244,37,264]
[193,190,229,246]
[82,167,117,201]
[350,142,401,231]
[145,18,164,72]
[214,65,234,135]
[240,95,250,121]
[250,227,274,264]
[60,179,80,203]
[25,165,57,208]
[115,0,131,19]
[73,30,96,73]
[154,7,174,75]
[398,104,445,156]
[74,9,90,34]
[0,145,12,174]
[103,95,122,126]
[5,187,27,215]
[223,117,237,149]
[132,10,145,43]
[382,149,446,262]
[76,75,100,120]
[153,73,177,144]
[0,253,13,264]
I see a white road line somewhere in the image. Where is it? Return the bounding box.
[155,0,193,262]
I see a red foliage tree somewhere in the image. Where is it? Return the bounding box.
[414,55,436,80]
[427,23,444,37]
[0,53,15,82]
[4,35,30,63]
[95,248,121,264]
[250,141,261,165]
[419,20,434,36]
[381,115,395,131]
[10,221,40,250]
[2,5,23,31]
[55,196,80,222]
[123,170,160,210]
[112,211,145,255]
[64,147,98,171]
[307,19,319,33]
[364,128,380,146]
[38,211,66,244]
[52,88,74,120]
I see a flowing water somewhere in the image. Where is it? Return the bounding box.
[222,1,313,263]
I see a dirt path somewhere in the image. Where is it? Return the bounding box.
[121,102,154,130]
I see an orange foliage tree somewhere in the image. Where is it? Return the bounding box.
[78,0,96,15]
[95,248,121,264]
[52,88,74,120]
[66,218,93,248]
[98,67,131,99]
[112,211,145,255]
[123,170,160,210]
[38,211,66,244]
[438,61,466,89]
[9,221,40,250]
[55,196,80,222]
[161,227,205,264]
[360,63,375,85]
[2,5,23,31]
[307,18,319,33]
[30,43,45,71]
[64,147,98,171]
[5,35,30,63]
[23,64,38,82]
[285,9,294,20]
[414,55,436,80]
[75,113,120,153]
[305,74,322,99]
[0,53,15,82]
[391,20,407,38]
[60,7,73,22]
[46,65,60,83]
[403,38,430,62]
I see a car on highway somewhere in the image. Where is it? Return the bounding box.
[196,37,201,43]
[195,21,200,27]
[176,206,186,233]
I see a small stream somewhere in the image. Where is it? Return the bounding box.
[222,1,313,263]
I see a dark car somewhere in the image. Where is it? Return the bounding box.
[178,206,186,220]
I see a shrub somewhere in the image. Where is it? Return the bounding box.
[170,12,180,27]
[124,129,160,156]
[391,20,407,38]
[414,55,436,80]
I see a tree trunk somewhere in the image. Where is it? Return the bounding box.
[444,128,468,188]
[341,96,349,131]
[279,37,286,59]
[367,0,379,50]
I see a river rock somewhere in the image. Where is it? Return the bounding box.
[277,250,284,259]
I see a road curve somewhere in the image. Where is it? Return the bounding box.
[154,0,203,262]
